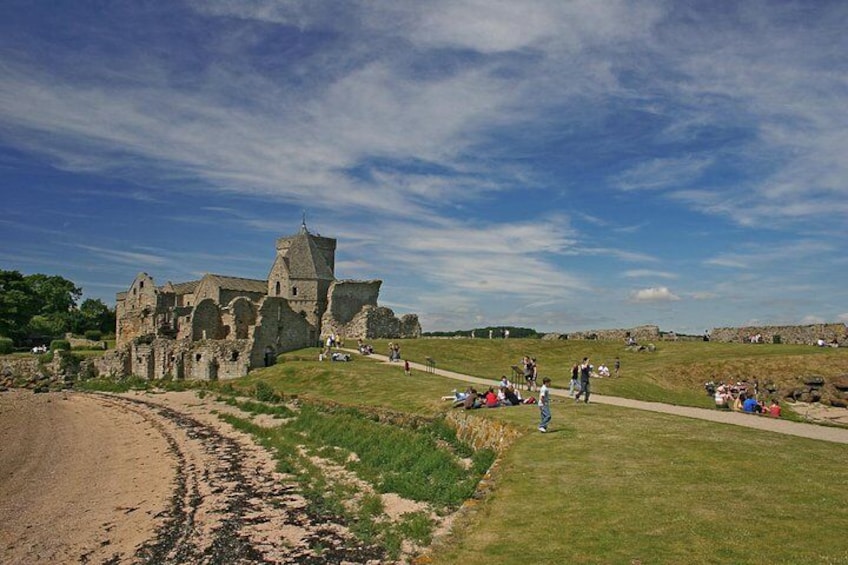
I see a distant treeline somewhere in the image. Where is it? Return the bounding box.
[0,270,116,347]
[423,326,540,339]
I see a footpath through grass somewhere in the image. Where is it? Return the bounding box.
[245,344,848,564]
[367,337,848,409]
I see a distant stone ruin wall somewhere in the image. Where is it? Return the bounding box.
[398,314,422,339]
[710,323,848,345]
[1,357,40,379]
[323,280,381,326]
[566,325,661,342]
[325,305,421,340]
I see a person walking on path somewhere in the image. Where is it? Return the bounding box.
[575,357,591,403]
[568,363,580,397]
[538,377,552,432]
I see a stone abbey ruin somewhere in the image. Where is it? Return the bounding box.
[95,222,421,380]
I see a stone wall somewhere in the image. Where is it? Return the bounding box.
[566,325,661,343]
[322,301,421,341]
[0,357,40,380]
[324,280,381,326]
[250,297,315,368]
[116,273,158,348]
[445,410,521,452]
[63,333,107,350]
[192,299,225,341]
[93,349,131,378]
[399,314,422,339]
[710,323,848,345]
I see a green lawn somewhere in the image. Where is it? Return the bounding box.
[367,337,848,408]
[236,341,848,564]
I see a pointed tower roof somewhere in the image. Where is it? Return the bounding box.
[286,231,335,280]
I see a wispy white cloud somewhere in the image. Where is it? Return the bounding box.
[623,269,677,279]
[613,156,712,192]
[74,244,170,267]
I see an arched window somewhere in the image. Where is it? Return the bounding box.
[275,281,281,296]
[292,286,298,296]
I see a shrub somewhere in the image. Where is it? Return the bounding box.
[84,330,102,341]
[50,339,71,351]
[0,337,13,355]
[254,380,282,403]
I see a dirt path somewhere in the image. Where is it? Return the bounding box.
[374,353,848,444]
[0,390,384,564]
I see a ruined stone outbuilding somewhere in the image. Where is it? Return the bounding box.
[97,222,421,381]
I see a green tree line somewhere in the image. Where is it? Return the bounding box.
[0,270,116,346]
[423,326,540,338]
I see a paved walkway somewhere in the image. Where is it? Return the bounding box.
[357,351,848,445]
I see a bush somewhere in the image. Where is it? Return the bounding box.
[84,330,102,341]
[0,337,13,355]
[254,380,282,403]
[50,339,71,351]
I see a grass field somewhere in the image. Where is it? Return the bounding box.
[233,339,848,564]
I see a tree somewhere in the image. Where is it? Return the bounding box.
[24,274,82,315]
[74,298,116,335]
[0,270,39,342]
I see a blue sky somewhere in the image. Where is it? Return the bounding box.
[1,1,847,334]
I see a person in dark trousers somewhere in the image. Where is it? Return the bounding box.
[575,357,591,403]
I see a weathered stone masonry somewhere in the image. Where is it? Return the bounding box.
[97,222,421,381]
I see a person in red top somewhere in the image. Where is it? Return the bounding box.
[484,387,500,408]
[767,399,782,418]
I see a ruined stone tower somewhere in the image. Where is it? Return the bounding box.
[267,220,336,334]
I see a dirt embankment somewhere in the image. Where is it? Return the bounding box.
[0,390,384,564]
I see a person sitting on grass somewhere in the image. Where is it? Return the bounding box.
[714,385,732,409]
[767,399,782,418]
[742,394,763,414]
[484,387,500,408]
[502,385,522,406]
[463,388,481,410]
[732,392,745,412]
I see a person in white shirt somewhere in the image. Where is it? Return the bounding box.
[538,377,552,432]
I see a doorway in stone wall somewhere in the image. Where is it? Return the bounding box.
[208,358,219,381]
[264,346,276,367]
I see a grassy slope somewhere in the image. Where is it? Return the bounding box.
[369,338,848,408]
[239,341,848,564]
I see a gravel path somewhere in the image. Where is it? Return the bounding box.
[376,353,848,445]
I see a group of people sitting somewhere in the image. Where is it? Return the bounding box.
[319,350,351,362]
[356,340,374,355]
[445,377,537,409]
[710,381,781,417]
